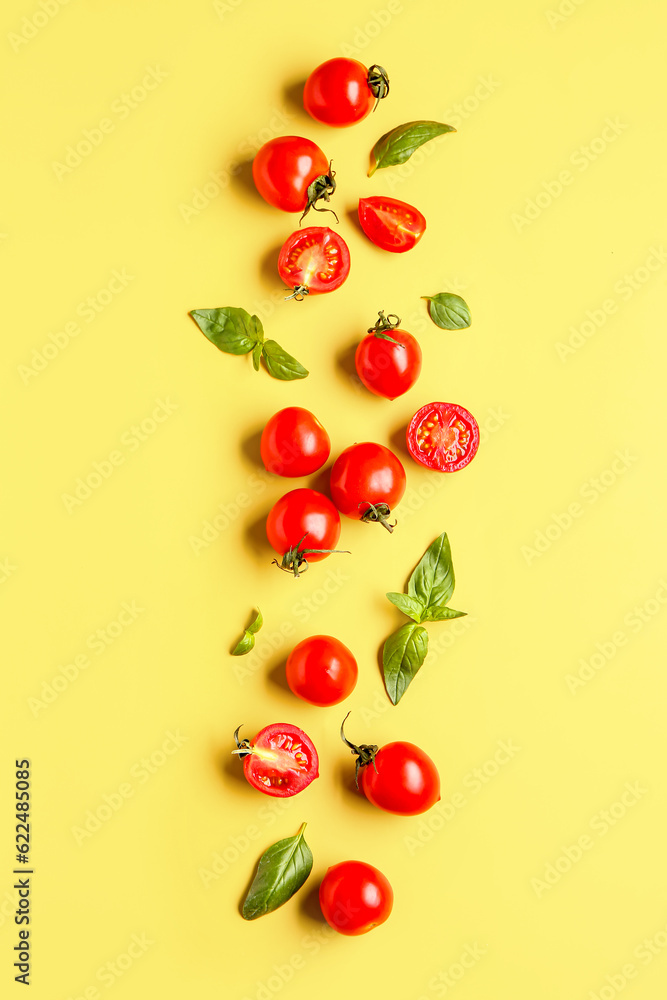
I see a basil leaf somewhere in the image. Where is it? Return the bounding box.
[408,532,456,610]
[422,606,466,622]
[368,120,456,176]
[252,341,263,371]
[422,293,471,330]
[189,307,262,355]
[382,623,429,705]
[261,340,309,381]
[242,824,313,920]
[386,592,425,623]
[246,608,263,634]
[232,632,255,656]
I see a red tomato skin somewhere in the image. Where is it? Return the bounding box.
[329,443,406,520]
[407,401,480,472]
[360,742,441,816]
[252,136,329,213]
[260,407,331,478]
[242,723,319,798]
[303,58,375,127]
[278,227,350,296]
[286,635,358,706]
[319,861,393,935]
[358,196,426,253]
[266,488,341,563]
[355,328,422,400]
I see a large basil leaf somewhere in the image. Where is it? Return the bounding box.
[368,120,456,176]
[422,605,466,622]
[386,592,425,623]
[408,532,456,610]
[422,293,471,330]
[189,307,261,355]
[382,623,429,705]
[242,824,312,920]
[261,340,309,381]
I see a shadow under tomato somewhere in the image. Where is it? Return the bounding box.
[345,204,364,238]
[216,743,249,789]
[241,427,263,467]
[244,510,271,561]
[299,880,327,925]
[232,157,257,199]
[267,656,292,696]
[306,462,334,496]
[389,421,411,461]
[283,79,307,118]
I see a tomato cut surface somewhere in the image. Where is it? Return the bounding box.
[407,401,480,472]
[235,723,319,797]
[278,227,350,299]
[358,196,426,253]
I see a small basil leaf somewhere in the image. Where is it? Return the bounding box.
[252,341,263,371]
[422,293,471,330]
[382,623,429,705]
[368,120,456,176]
[246,608,263,634]
[242,824,313,920]
[423,606,467,622]
[188,307,261,355]
[386,592,425,623]
[261,340,309,381]
[408,532,456,610]
[231,632,255,656]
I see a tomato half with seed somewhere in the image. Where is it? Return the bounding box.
[260,407,331,477]
[329,442,406,532]
[233,723,319,797]
[286,635,358,706]
[278,227,350,299]
[252,136,336,220]
[407,401,480,472]
[266,488,344,576]
[355,312,422,399]
[358,196,426,253]
[319,861,393,935]
[303,58,390,127]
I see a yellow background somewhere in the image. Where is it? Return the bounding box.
[3,0,667,997]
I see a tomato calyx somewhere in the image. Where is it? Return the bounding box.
[273,534,350,578]
[359,501,396,533]
[284,284,310,302]
[367,65,390,110]
[300,161,338,225]
[340,712,379,787]
[367,310,405,348]
[231,724,253,759]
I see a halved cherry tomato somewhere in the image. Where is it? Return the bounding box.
[286,635,358,706]
[407,402,479,472]
[303,58,390,127]
[233,722,319,797]
[329,442,406,532]
[355,311,422,400]
[266,488,344,576]
[278,227,350,300]
[260,407,331,477]
[252,136,337,222]
[319,860,393,935]
[358,196,426,253]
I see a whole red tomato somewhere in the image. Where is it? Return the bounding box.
[252,136,337,222]
[286,635,358,706]
[319,860,393,935]
[340,714,441,815]
[303,58,389,127]
[355,311,422,400]
[407,401,480,472]
[260,407,331,477]
[329,442,406,532]
[358,196,426,253]
[266,488,345,577]
[278,227,350,300]
[232,722,319,797]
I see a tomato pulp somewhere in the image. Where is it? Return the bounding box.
[358,196,426,253]
[407,401,480,472]
[278,227,350,299]
[234,723,319,797]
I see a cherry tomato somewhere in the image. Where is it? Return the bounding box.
[260,407,331,477]
[286,635,358,706]
[233,722,319,797]
[266,488,344,576]
[303,58,389,127]
[355,311,422,400]
[329,442,406,532]
[407,401,480,472]
[358,196,426,253]
[252,136,337,221]
[319,860,393,935]
[278,227,350,300]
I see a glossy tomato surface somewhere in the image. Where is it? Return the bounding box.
[358,196,426,253]
[407,401,480,472]
[286,635,358,706]
[303,58,375,126]
[239,723,319,797]
[329,443,406,523]
[355,327,422,400]
[360,741,441,815]
[266,488,341,574]
[278,227,350,298]
[319,860,393,935]
[252,136,330,213]
[260,407,331,477]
